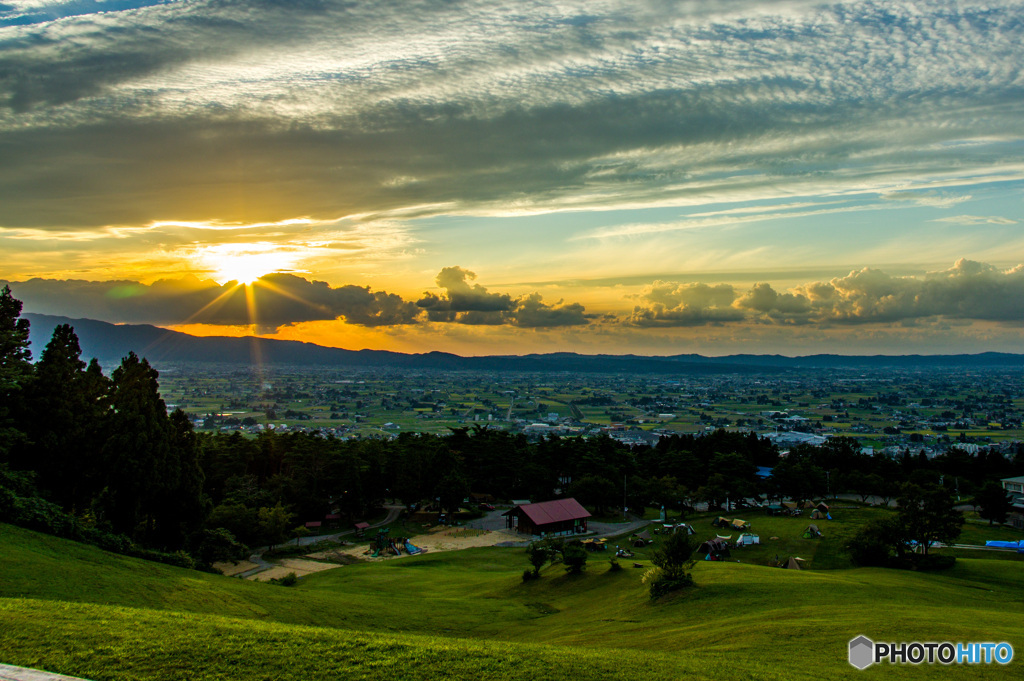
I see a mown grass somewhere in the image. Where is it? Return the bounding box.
[2,521,1023,680]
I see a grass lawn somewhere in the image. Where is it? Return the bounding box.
[2,521,1023,680]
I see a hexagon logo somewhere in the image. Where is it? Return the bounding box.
[849,635,875,669]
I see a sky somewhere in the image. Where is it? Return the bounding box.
[1,0,1023,357]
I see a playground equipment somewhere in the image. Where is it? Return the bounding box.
[405,540,423,555]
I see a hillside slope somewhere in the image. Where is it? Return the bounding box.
[1,524,1022,680]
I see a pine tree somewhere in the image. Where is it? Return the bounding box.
[101,352,172,541]
[24,324,99,510]
[0,286,32,463]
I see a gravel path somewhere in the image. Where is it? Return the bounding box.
[0,664,89,681]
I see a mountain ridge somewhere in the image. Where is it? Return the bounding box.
[23,313,1024,373]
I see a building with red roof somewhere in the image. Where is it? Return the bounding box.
[503,498,591,536]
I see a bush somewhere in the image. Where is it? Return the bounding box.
[648,573,695,600]
[562,541,588,574]
[607,556,622,572]
[522,569,539,582]
[271,572,298,587]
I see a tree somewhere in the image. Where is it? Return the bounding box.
[0,286,32,463]
[562,540,588,574]
[257,502,292,549]
[846,516,909,566]
[23,325,110,512]
[434,472,470,515]
[897,483,964,555]
[567,475,618,515]
[648,529,697,598]
[975,482,1011,526]
[101,352,172,541]
[192,527,249,566]
[525,541,550,576]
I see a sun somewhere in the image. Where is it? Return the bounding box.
[197,243,297,285]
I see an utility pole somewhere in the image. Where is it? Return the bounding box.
[623,474,627,520]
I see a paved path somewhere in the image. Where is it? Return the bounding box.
[0,664,89,681]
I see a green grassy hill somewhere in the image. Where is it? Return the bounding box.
[1,522,1022,680]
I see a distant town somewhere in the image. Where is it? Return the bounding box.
[158,364,1024,462]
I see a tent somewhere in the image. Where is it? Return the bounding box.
[764,504,784,516]
[668,523,695,535]
[712,516,732,528]
[731,518,750,530]
[816,502,830,513]
[737,533,760,546]
[802,524,822,539]
[802,500,817,509]
[699,538,731,558]
[810,509,824,520]
[784,556,805,570]
[632,530,652,548]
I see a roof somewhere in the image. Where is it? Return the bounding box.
[513,498,591,526]
[1002,476,1024,484]
[353,522,370,530]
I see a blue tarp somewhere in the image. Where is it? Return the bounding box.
[984,540,1021,549]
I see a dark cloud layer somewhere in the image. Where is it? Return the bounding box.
[4,266,590,330]
[3,273,421,329]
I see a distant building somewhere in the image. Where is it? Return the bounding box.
[503,498,591,536]
[1002,476,1024,495]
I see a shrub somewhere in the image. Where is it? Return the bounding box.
[607,556,622,572]
[522,569,538,582]
[648,573,695,600]
[271,572,298,587]
[562,541,588,574]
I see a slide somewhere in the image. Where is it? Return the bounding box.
[405,541,423,555]
[390,539,402,555]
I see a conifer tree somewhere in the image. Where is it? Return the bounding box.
[0,286,32,463]
[102,352,172,540]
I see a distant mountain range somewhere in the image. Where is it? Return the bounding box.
[24,313,1024,374]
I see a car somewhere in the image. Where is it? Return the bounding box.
[478,503,495,511]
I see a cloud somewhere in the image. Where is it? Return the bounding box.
[0,1,1022,230]
[794,259,1024,324]
[931,215,1017,226]
[7,265,591,330]
[417,266,589,327]
[628,281,744,327]
[627,259,1024,328]
[4,273,422,329]
[416,266,514,320]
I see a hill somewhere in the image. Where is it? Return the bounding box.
[23,313,1024,373]
[1,522,1022,679]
